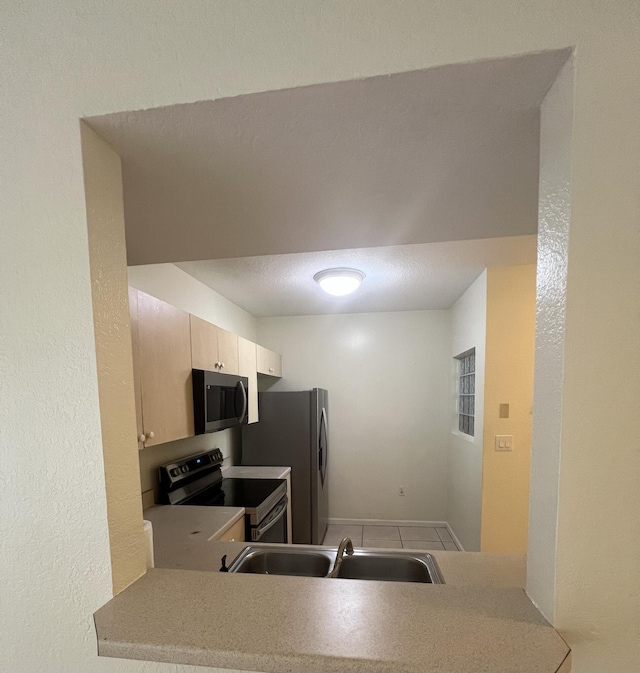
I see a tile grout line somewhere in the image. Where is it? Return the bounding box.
[325,524,460,550]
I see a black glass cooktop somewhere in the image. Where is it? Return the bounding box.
[181,477,285,511]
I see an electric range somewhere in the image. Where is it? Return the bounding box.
[159,449,288,542]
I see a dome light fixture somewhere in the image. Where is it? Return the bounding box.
[313,267,365,296]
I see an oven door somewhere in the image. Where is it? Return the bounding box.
[250,496,288,543]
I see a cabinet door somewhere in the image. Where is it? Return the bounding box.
[216,327,239,375]
[190,315,219,372]
[137,291,194,447]
[238,336,259,424]
[128,288,145,450]
[256,345,282,377]
[215,518,245,542]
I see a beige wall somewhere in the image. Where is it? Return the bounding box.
[481,265,536,553]
[81,123,147,594]
[447,272,487,551]
[4,3,639,673]
[257,311,451,522]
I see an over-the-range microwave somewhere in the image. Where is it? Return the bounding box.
[192,369,249,433]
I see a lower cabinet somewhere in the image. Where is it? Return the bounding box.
[216,517,245,542]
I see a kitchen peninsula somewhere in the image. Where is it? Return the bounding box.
[94,505,570,673]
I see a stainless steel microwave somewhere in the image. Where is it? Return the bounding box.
[192,369,249,433]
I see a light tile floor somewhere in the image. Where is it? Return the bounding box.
[322,524,459,551]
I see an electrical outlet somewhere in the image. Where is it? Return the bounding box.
[398,486,405,496]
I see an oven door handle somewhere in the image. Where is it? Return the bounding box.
[253,497,288,541]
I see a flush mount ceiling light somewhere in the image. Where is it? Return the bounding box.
[313,267,365,296]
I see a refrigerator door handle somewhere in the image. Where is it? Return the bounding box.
[319,407,328,486]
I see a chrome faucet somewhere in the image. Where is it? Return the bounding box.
[329,537,354,577]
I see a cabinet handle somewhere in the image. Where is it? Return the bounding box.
[269,367,274,373]
[138,434,146,443]
[220,362,225,369]
[146,431,155,440]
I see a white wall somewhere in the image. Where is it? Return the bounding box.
[128,263,257,341]
[3,3,639,673]
[447,272,487,551]
[526,59,572,620]
[128,264,258,500]
[257,311,451,521]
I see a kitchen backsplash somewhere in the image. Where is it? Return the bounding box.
[138,426,242,504]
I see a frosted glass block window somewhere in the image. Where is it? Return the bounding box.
[455,349,475,437]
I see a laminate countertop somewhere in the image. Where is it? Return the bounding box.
[94,539,570,673]
[143,505,244,570]
[222,465,291,480]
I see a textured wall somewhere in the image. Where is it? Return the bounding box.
[526,59,573,622]
[2,2,639,672]
[447,272,487,551]
[481,265,536,554]
[82,123,148,593]
[257,311,451,521]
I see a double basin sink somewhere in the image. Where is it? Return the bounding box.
[227,544,444,584]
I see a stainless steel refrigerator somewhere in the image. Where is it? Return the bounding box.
[241,389,329,544]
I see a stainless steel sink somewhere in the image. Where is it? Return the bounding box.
[227,546,335,577]
[335,550,443,584]
[227,545,444,583]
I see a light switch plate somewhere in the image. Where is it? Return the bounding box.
[495,435,513,451]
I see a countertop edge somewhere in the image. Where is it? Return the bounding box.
[97,638,438,673]
[208,506,245,539]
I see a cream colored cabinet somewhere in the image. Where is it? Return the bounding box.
[215,517,245,542]
[128,287,144,449]
[256,345,282,377]
[132,289,194,448]
[190,315,239,375]
[238,337,259,424]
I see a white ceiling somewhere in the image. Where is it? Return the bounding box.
[88,50,568,266]
[174,235,537,316]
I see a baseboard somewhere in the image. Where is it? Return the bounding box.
[328,517,465,551]
[328,517,449,527]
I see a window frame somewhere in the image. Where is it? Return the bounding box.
[455,348,475,437]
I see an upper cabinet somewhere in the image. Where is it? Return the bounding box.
[256,345,282,378]
[132,290,194,448]
[190,315,239,375]
[237,336,259,424]
[128,287,144,450]
[130,287,281,447]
